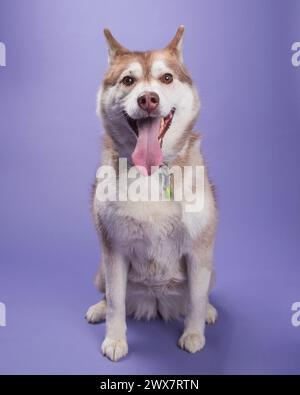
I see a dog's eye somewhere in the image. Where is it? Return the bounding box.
[121,76,135,86]
[160,73,173,84]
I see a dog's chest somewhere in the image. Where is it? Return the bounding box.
[102,200,189,283]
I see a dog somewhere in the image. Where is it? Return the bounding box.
[86,26,217,361]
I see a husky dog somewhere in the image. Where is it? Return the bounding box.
[86,26,217,361]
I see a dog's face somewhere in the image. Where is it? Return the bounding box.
[98,26,200,175]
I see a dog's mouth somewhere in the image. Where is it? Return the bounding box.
[124,108,176,142]
[124,108,176,176]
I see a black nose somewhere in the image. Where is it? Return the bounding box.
[137,92,160,112]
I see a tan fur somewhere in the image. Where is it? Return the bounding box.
[103,49,192,89]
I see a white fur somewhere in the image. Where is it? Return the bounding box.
[151,59,173,78]
[85,299,106,323]
[120,61,143,80]
[86,299,217,325]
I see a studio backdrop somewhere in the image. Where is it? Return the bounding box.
[0,0,300,374]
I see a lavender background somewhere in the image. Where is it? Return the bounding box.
[0,0,300,374]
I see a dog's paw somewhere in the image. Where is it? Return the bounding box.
[85,300,106,323]
[178,332,206,354]
[101,337,128,362]
[206,303,218,324]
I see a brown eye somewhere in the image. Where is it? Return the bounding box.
[160,73,173,84]
[121,76,135,86]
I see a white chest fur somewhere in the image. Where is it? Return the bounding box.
[94,163,213,286]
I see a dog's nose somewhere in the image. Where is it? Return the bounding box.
[137,92,160,113]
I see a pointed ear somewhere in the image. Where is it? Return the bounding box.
[103,28,128,64]
[165,25,185,62]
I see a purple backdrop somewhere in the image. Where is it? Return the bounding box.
[0,0,300,374]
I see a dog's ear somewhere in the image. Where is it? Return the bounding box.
[165,25,185,63]
[103,28,128,64]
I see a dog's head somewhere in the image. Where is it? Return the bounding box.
[98,26,200,175]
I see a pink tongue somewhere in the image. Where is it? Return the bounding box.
[131,117,162,176]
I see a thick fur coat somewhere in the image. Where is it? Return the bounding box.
[86,26,217,361]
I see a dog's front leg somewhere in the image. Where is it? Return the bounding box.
[179,253,212,353]
[101,251,129,362]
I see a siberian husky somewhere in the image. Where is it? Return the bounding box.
[86,26,218,361]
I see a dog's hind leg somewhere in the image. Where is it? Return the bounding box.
[85,262,107,323]
[94,261,106,293]
[85,298,107,323]
[206,302,218,324]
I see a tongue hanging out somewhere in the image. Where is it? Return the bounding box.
[131,117,163,176]
[131,109,175,176]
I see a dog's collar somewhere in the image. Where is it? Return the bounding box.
[159,163,173,200]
